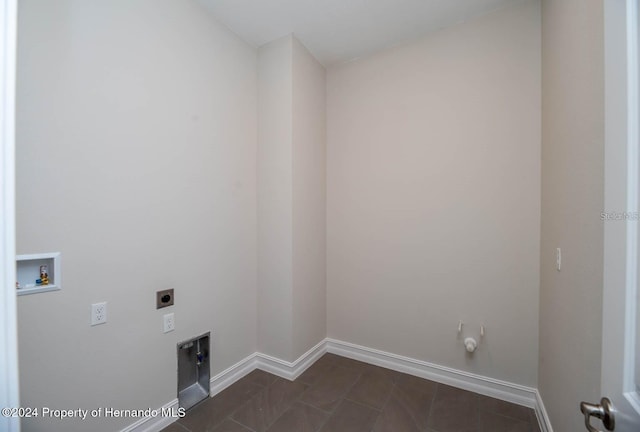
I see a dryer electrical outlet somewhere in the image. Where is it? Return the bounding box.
[156,289,174,309]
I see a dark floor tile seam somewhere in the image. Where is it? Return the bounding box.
[294,399,335,415]
[230,416,258,432]
[246,388,309,432]
[371,371,394,409]
[333,363,365,382]
[297,363,365,414]
[488,411,535,428]
[314,414,332,432]
[258,402,293,432]
[343,395,385,414]
[336,365,369,412]
[170,420,192,432]
[226,402,252,427]
[228,377,295,432]
[175,398,207,431]
[427,381,448,431]
[181,372,274,431]
[335,398,383,413]
[215,393,263,432]
[474,391,483,430]
[490,408,534,425]
[380,381,394,409]
[261,398,334,432]
[384,380,433,432]
[368,378,394,428]
[303,400,334,432]
[342,369,393,412]
[479,396,536,425]
[331,398,383,432]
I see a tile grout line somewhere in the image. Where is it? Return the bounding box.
[262,380,310,432]
[224,385,264,431]
[173,420,192,432]
[297,357,340,432]
[334,370,383,432]
[366,380,395,432]
[344,396,385,413]
[240,372,321,432]
[296,398,334,415]
[491,410,536,426]
[231,376,290,432]
[480,395,537,427]
[293,356,339,410]
[302,358,376,432]
[313,405,333,432]
[306,363,364,414]
[229,416,256,432]
[426,382,440,432]
[477,390,481,430]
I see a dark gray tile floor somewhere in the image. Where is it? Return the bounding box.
[161,353,542,432]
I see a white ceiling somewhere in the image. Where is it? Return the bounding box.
[196,0,520,66]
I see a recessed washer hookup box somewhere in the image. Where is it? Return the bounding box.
[177,332,210,411]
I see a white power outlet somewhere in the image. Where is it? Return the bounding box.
[163,313,175,333]
[91,302,107,326]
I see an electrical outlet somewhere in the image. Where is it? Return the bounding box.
[156,289,174,309]
[91,302,107,326]
[163,313,175,333]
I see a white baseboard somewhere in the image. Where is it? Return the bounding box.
[209,339,327,397]
[534,389,554,432]
[209,353,257,397]
[326,339,537,408]
[255,339,327,381]
[122,337,551,432]
[119,398,180,432]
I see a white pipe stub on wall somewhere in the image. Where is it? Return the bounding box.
[458,322,484,354]
[464,337,478,353]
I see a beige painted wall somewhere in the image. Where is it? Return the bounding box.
[539,0,604,430]
[16,1,258,431]
[257,35,326,361]
[17,0,606,429]
[257,35,294,360]
[327,0,541,386]
[292,37,327,360]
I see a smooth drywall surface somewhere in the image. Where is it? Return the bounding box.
[292,37,327,360]
[539,0,604,430]
[257,35,327,362]
[16,1,258,431]
[327,0,541,386]
[257,35,294,361]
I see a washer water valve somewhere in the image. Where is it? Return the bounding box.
[458,322,485,354]
[464,337,478,353]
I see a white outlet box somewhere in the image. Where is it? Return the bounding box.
[163,313,175,333]
[91,302,107,326]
